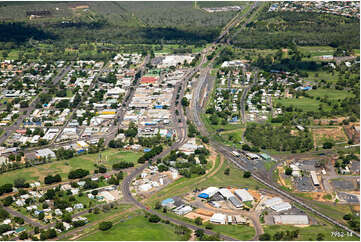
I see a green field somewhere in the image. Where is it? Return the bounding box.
[0,149,142,185]
[308,88,354,101]
[274,96,330,112]
[79,216,184,241]
[263,224,359,241]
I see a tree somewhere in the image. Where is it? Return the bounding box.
[243,171,251,178]
[323,142,333,149]
[0,208,9,220]
[14,178,27,188]
[224,168,230,175]
[259,233,271,241]
[181,97,189,107]
[154,201,161,210]
[285,167,293,176]
[148,214,161,223]
[2,196,13,206]
[195,217,203,225]
[99,221,112,231]
[19,232,28,240]
[195,229,204,238]
[316,233,325,241]
[343,214,352,220]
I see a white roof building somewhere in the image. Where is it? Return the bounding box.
[234,189,254,202]
[218,188,234,200]
[200,187,219,198]
[273,215,309,225]
[210,213,226,224]
[263,197,283,208]
[270,202,292,212]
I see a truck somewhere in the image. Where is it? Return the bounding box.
[232,151,240,157]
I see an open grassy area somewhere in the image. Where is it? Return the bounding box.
[79,215,184,241]
[274,96,331,112]
[85,204,133,223]
[308,88,354,101]
[263,224,359,241]
[0,149,142,186]
[197,158,265,189]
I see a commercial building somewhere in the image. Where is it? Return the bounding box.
[263,197,283,208]
[229,196,243,208]
[35,148,56,159]
[218,188,234,200]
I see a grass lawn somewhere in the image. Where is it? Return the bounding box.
[0,149,142,186]
[263,224,359,241]
[274,96,331,112]
[79,216,184,241]
[85,204,132,222]
[197,159,266,190]
[211,223,255,240]
[308,88,354,101]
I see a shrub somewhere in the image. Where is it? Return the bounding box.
[99,221,112,231]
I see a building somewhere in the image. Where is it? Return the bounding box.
[234,189,253,202]
[310,171,320,186]
[218,188,234,200]
[263,197,283,208]
[270,202,292,212]
[173,205,192,215]
[234,215,247,224]
[210,213,226,224]
[273,215,309,225]
[35,148,56,159]
[161,198,175,207]
[198,187,219,199]
[229,196,242,208]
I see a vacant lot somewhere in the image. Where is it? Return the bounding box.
[79,216,184,241]
[0,149,142,185]
[312,127,348,147]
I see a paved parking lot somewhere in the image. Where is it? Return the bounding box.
[295,176,315,192]
[337,192,359,203]
[331,179,356,191]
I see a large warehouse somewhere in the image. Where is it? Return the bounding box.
[198,187,219,199]
[234,189,254,202]
[273,215,309,225]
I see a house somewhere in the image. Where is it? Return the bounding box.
[74,203,84,209]
[210,213,226,224]
[55,209,63,216]
[63,222,72,231]
[65,207,73,213]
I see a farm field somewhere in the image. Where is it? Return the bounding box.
[0,149,142,185]
[79,216,184,241]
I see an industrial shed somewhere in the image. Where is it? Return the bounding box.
[198,187,219,199]
[229,196,242,208]
[270,202,292,212]
[273,215,309,225]
[218,188,234,200]
[310,171,320,186]
[234,189,254,202]
[210,213,226,224]
[263,197,283,207]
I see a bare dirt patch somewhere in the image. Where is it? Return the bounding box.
[312,127,348,147]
